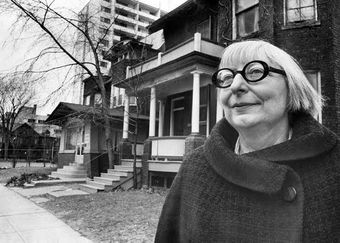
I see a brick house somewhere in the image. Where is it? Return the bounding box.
[114,0,340,188]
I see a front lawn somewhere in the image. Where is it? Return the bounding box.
[41,189,167,242]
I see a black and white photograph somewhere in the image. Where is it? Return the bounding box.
[0,0,338,242]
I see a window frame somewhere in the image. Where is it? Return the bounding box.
[100,17,110,24]
[101,6,111,13]
[234,0,259,38]
[283,0,318,27]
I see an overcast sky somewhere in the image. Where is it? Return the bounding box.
[0,0,186,115]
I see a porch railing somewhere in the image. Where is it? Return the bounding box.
[150,136,186,161]
[128,33,225,78]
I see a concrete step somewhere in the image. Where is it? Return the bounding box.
[58,169,87,175]
[93,176,120,185]
[32,178,87,186]
[113,165,141,172]
[106,169,131,176]
[100,173,122,180]
[78,184,104,193]
[62,165,85,170]
[50,171,87,179]
[86,180,113,191]
[121,160,142,167]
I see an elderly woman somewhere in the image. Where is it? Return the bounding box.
[155,40,339,242]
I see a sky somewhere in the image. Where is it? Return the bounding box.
[0,0,186,115]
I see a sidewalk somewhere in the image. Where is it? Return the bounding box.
[0,185,92,243]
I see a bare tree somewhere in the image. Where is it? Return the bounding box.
[0,72,36,160]
[3,0,121,168]
[110,39,153,189]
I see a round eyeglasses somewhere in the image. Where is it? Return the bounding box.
[211,60,286,88]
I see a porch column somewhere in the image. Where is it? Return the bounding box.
[149,87,156,137]
[191,70,202,134]
[123,93,130,139]
[158,100,164,137]
[216,88,224,122]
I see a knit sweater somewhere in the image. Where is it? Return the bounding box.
[155,113,340,242]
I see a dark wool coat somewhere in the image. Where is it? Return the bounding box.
[155,113,340,243]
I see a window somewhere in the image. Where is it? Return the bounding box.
[99,27,110,35]
[38,120,44,124]
[235,0,259,37]
[100,17,110,24]
[101,6,111,13]
[28,119,35,123]
[84,95,91,106]
[129,96,137,105]
[285,0,317,24]
[99,38,109,47]
[65,127,77,150]
[197,17,211,40]
[100,61,108,68]
[305,71,322,122]
[94,93,102,107]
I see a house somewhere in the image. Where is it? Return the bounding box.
[114,0,340,188]
[114,0,223,187]
[11,123,58,162]
[45,101,149,178]
[0,105,61,161]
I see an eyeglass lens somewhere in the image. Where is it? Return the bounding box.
[215,61,266,87]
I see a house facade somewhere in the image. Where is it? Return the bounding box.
[115,0,340,188]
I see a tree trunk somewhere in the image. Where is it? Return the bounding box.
[133,103,140,189]
[4,136,9,160]
[104,118,115,169]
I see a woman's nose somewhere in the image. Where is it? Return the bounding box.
[230,73,248,94]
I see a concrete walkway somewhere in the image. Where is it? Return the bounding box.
[0,185,92,243]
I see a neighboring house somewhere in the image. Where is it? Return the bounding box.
[45,102,149,178]
[114,0,340,188]
[0,105,61,161]
[11,123,58,161]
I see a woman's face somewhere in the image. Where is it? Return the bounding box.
[219,57,289,131]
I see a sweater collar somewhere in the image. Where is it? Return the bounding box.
[203,113,337,194]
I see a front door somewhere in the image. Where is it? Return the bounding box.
[75,126,85,164]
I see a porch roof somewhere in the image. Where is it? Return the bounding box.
[45,102,148,125]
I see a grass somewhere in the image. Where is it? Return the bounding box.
[0,166,57,184]
[41,189,167,242]
[1,166,167,242]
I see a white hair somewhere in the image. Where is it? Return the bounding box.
[219,39,323,117]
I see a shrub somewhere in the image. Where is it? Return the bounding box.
[6,173,50,187]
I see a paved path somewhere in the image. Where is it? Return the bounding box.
[0,185,92,243]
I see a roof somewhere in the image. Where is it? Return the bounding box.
[45,102,149,125]
[13,123,41,137]
[149,0,195,32]
[148,0,217,33]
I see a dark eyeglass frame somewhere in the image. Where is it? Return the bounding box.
[211,60,286,88]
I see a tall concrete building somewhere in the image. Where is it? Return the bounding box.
[74,0,164,104]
